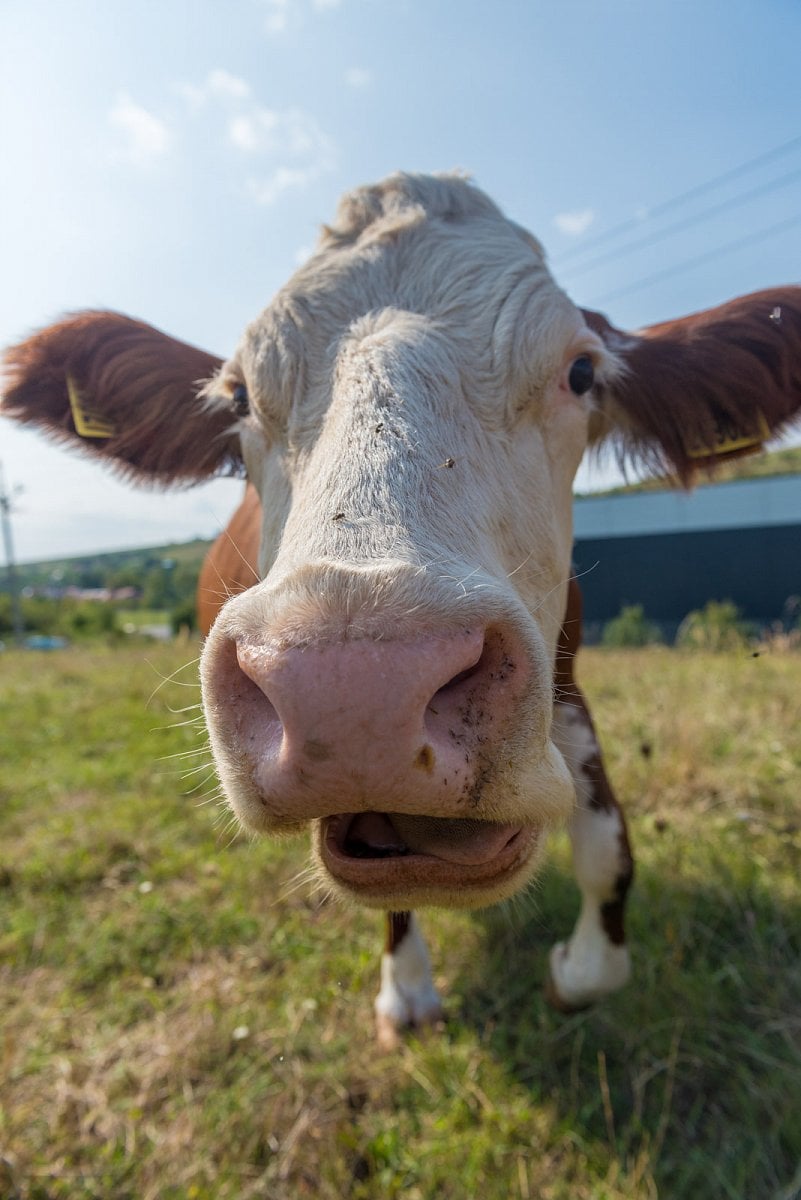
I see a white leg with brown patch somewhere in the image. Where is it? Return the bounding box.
[547,700,633,1011]
[374,912,442,1048]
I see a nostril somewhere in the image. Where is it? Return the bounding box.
[428,639,485,708]
[235,642,278,707]
[426,632,493,710]
[435,658,484,695]
[424,627,521,731]
[222,638,284,745]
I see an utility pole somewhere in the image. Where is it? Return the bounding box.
[0,462,25,645]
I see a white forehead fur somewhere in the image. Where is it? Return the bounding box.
[216,172,604,420]
[321,171,535,247]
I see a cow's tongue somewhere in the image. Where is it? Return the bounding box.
[343,812,520,865]
[343,812,409,858]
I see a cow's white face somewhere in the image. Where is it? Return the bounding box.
[200,175,620,909]
[6,175,798,908]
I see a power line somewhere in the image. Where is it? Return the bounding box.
[587,212,801,307]
[562,166,801,281]
[554,132,801,266]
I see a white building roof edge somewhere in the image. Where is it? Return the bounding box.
[573,474,801,540]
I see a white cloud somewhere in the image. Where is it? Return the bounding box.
[228,105,336,202]
[177,69,251,110]
[208,69,251,99]
[174,70,337,205]
[248,165,324,205]
[176,82,205,110]
[262,0,290,33]
[344,66,372,88]
[260,0,343,34]
[229,106,330,158]
[109,94,170,166]
[229,109,277,153]
[553,208,596,237]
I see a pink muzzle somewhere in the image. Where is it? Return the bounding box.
[202,602,574,904]
[230,626,528,821]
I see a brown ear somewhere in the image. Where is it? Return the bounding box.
[1,310,241,485]
[583,287,801,484]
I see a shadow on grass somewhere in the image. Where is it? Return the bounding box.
[452,860,801,1199]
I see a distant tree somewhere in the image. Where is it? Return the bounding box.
[71,561,107,589]
[676,600,753,652]
[601,604,662,648]
[170,596,198,634]
[0,595,60,636]
[15,538,210,623]
[106,565,143,592]
[63,601,120,640]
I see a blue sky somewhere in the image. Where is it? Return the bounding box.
[2,0,800,561]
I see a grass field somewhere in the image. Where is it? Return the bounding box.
[1,642,799,1200]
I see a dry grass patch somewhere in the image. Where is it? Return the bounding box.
[1,642,799,1198]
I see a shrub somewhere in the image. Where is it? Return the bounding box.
[170,596,198,635]
[675,599,752,652]
[601,604,662,648]
[63,600,120,640]
[0,594,61,637]
[0,595,123,641]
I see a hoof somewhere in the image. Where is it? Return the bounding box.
[544,941,631,1013]
[543,963,592,1014]
[374,1005,445,1051]
[375,1011,403,1051]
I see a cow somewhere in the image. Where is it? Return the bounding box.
[4,172,800,1046]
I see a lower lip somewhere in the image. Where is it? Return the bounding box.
[320,819,538,894]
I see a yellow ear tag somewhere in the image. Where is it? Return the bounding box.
[686,411,770,460]
[67,375,116,439]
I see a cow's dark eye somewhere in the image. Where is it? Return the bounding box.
[568,355,595,396]
[232,383,250,415]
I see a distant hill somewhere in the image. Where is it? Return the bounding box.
[11,442,801,590]
[12,538,215,628]
[3,535,218,639]
[579,443,801,498]
[17,537,213,592]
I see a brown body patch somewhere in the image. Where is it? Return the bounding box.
[556,578,635,943]
[385,911,411,953]
[197,484,261,636]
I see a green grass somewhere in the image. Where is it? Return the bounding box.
[1,643,799,1199]
[116,608,171,629]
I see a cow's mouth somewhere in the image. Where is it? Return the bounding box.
[320,812,538,902]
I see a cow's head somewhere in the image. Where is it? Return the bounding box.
[4,173,800,909]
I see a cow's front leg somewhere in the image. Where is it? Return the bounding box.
[547,698,634,1011]
[374,911,443,1048]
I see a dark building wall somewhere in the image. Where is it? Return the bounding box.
[573,523,801,627]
